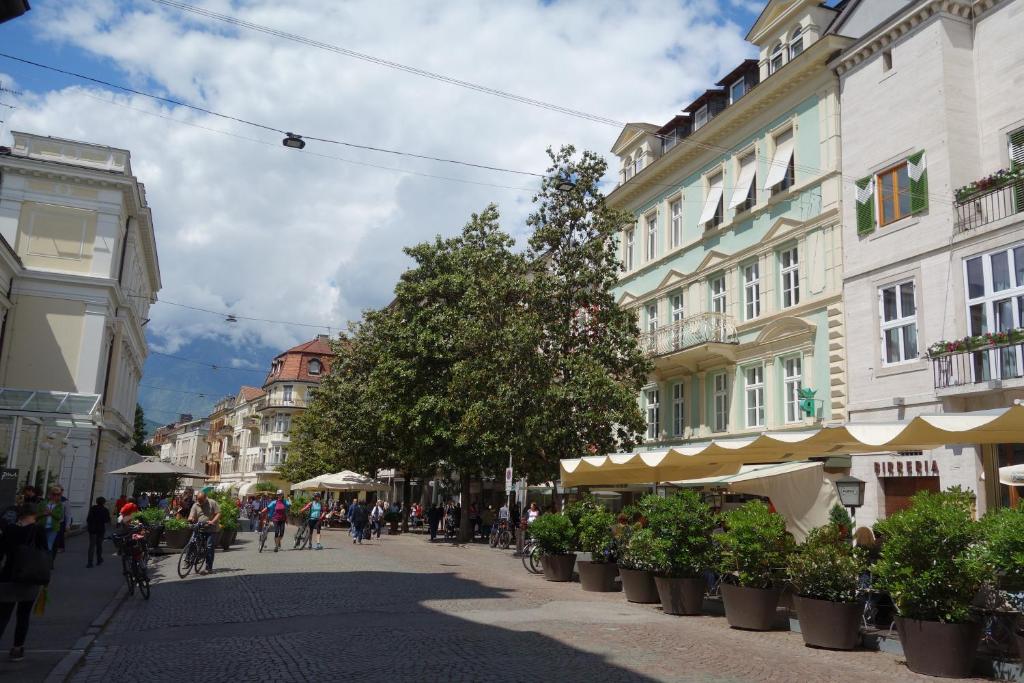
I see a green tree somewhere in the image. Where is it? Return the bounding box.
[132,404,155,457]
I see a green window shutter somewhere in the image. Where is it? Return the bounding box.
[907,150,928,214]
[855,176,875,235]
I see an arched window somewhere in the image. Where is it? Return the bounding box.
[770,42,785,74]
[308,359,322,375]
[789,26,804,60]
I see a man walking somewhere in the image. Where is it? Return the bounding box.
[370,500,384,539]
[187,492,221,575]
[86,497,111,568]
[349,499,368,544]
[427,503,443,542]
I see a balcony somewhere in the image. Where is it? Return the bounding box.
[930,337,1024,394]
[954,170,1024,233]
[243,415,260,430]
[257,396,306,411]
[640,313,739,372]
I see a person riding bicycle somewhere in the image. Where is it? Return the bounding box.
[186,492,221,575]
[264,490,290,553]
[299,493,324,550]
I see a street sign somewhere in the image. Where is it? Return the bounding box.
[505,466,513,493]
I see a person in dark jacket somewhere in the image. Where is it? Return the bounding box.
[348,500,368,544]
[0,504,48,661]
[86,497,111,568]
[426,504,443,542]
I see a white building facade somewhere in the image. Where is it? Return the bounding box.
[835,0,1024,525]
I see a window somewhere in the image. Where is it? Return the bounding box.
[880,281,918,365]
[770,43,784,74]
[646,388,660,440]
[765,128,795,195]
[783,356,803,423]
[694,105,708,131]
[729,78,746,104]
[1009,127,1024,168]
[882,49,893,72]
[730,152,757,213]
[275,412,290,433]
[711,275,726,314]
[282,385,293,403]
[743,261,761,320]
[789,27,804,60]
[670,293,685,349]
[634,152,645,176]
[624,228,635,271]
[964,245,1024,380]
[308,359,322,375]
[744,365,765,428]
[713,373,729,432]
[646,303,658,333]
[877,162,911,226]
[670,199,683,248]
[700,173,724,230]
[780,246,800,308]
[646,214,657,261]
[672,382,685,436]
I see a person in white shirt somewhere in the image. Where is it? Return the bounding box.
[498,503,510,520]
[370,501,385,539]
[527,502,541,524]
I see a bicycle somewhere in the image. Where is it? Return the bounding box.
[293,514,310,549]
[111,523,156,599]
[177,523,211,578]
[521,538,543,574]
[443,513,457,541]
[489,519,512,549]
[257,517,271,553]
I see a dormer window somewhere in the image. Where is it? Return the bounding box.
[770,42,785,74]
[633,152,645,176]
[308,359,322,375]
[789,26,804,60]
[729,78,746,104]
[694,105,708,131]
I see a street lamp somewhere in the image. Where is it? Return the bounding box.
[282,133,305,150]
[834,474,865,521]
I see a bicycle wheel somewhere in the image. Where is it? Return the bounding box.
[192,542,206,572]
[137,567,151,600]
[497,529,511,550]
[177,544,195,578]
[293,524,307,549]
[258,527,268,553]
[521,543,534,573]
[528,544,543,574]
[124,568,135,595]
[488,530,498,548]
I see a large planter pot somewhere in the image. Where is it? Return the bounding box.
[619,567,659,604]
[793,595,861,650]
[654,576,705,616]
[388,521,400,535]
[218,528,237,551]
[896,617,981,678]
[146,526,164,549]
[720,583,781,630]
[163,528,190,549]
[541,553,577,582]
[577,560,619,592]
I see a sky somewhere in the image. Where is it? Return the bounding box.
[0,0,760,427]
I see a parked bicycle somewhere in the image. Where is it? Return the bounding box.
[521,538,542,574]
[177,523,212,578]
[110,522,156,599]
[489,518,512,549]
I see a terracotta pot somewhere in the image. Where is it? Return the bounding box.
[619,567,659,604]
[541,553,577,582]
[720,583,781,630]
[163,528,190,549]
[654,576,705,616]
[218,528,237,551]
[793,595,861,650]
[896,617,980,678]
[577,560,619,592]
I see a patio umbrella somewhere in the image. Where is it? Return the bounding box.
[108,459,209,479]
[291,470,386,492]
[999,463,1024,486]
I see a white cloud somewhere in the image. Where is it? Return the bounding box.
[2,0,754,351]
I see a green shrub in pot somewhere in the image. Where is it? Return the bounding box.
[789,525,862,602]
[137,506,167,526]
[576,507,617,563]
[981,505,1024,592]
[529,513,575,556]
[644,492,717,578]
[718,500,793,589]
[163,517,189,531]
[618,527,661,572]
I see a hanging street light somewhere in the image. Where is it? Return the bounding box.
[225,314,238,324]
[282,133,305,149]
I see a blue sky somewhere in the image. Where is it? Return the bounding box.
[0,0,760,429]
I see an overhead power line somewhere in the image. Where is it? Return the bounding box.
[148,350,267,375]
[0,52,544,179]
[133,296,344,331]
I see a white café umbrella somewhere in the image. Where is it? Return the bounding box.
[291,470,387,492]
[999,463,1024,486]
[108,459,209,479]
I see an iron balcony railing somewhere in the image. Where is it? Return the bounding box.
[639,312,738,357]
[931,341,1024,390]
[954,180,1024,233]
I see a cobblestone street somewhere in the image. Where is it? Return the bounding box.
[60,526,985,683]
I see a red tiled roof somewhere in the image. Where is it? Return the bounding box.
[238,386,265,402]
[263,335,335,387]
[282,337,334,356]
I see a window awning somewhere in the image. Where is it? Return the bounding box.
[560,405,1024,487]
[698,175,725,225]
[729,157,757,209]
[0,388,100,422]
[763,129,794,190]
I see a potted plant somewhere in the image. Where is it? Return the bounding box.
[210,492,240,550]
[575,506,619,592]
[644,491,717,616]
[789,524,863,649]
[873,489,989,678]
[383,510,401,535]
[980,505,1024,660]
[617,526,660,604]
[529,513,577,582]
[717,500,794,630]
[137,506,167,548]
[163,517,191,549]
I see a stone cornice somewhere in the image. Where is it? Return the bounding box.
[832,0,1004,76]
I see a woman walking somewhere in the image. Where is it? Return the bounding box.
[299,493,324,550]
[37,488,64,565]
[0,504,50,661]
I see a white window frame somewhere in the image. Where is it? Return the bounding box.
[743,261,761,320]
[282,385,294,403]
[712,373,729,433]
[624,228,635,271]
[645,387,661,440]
[744,365,765,428]
[783,356,803,424]
[670,293,685,350]
[672,382,685,436]
[780,246,800,309]
[879,281,919,366]
[646,303,658,333]
[694,104,708,130]
[670,199,683,249]
[646,213,657,261]
[308,359,321,375]
[789,26,804,60]
[711,275,727,314]
[770,43,784,74]
[729,78,745,104]
[963,244,1024,381]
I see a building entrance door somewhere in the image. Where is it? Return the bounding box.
[882,476,940,517]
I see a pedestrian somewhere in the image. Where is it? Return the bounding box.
[85,497,111,568]
[157,495,169,512]
[299,493,324,550]
[178,487,194,520]
[426,503,442,542]
[265,490,290,552]
[349,499,368,544]
[138,492,150,509]
[37,487,64,565]
[0,504,50,661]
[114,494,127,514]
[186,492,221,575]
[370,500,384,539]
[54,486,69,554]
[527,502,541,525]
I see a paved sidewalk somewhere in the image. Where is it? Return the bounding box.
[0,531,123,683]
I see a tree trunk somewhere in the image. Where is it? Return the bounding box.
[401,469,413,533]
[458,469,473,544]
